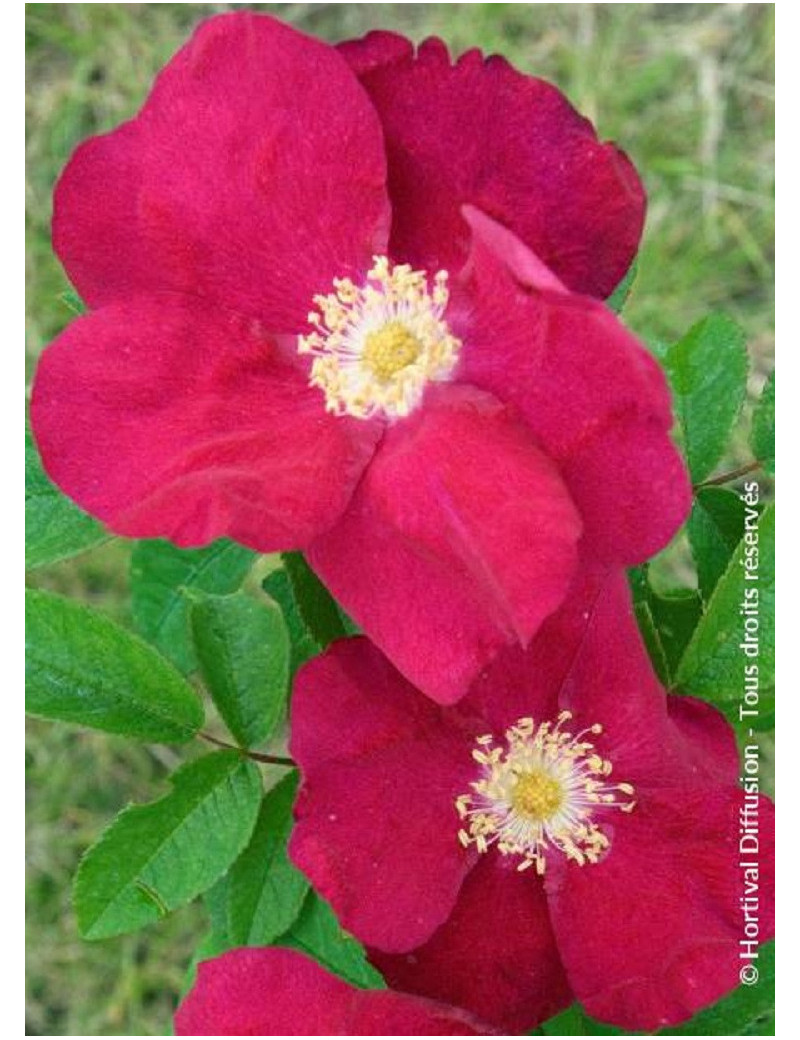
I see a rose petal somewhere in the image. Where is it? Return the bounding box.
[453,216,691,563]
[372,857,572,1033]
[552,569,677,780]
[469,568,729,783]
[175,947,495,1035]
[668,693,742,786]
[30,294,379,549]
[54,12,390,330]
[545,785,775,1031]
[289,639,475,952]
[307,385,582,704]
[562,415,692,564]
[460,559,611,734]
[340,33,644,297]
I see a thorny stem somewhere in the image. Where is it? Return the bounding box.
[694,460,760,489]
[199,730,295,767]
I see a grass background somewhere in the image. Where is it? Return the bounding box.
[26,3,774,1035]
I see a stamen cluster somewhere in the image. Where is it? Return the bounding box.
[456,711,636,874]
[298,256,461,420]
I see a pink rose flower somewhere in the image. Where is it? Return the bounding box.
[31,12,689,702]
[289,566,775,1031]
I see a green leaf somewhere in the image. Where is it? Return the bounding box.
[227,771,309,946]
[262,568,320,678]
[181,928,233,1000]
[25,588,203,742]
[542,1005,621,1034]
[262,554,347,679]
[751,370,775,475]
[661,941,774,1034]
[279,892,385,990]
[676,503,774,721]
[74,751,261,940]
[131,539,255,673]
[281,553,347,648]
[688,488,749,601]
[632,596,670,685]
[190,591,289,748]
[181,877,238,999]
[647,588,703,680]
[663,315,749,482]
[606,258,638,314]
[627,564,650,606]
[628,567,701,685]
[336,604,362,637]
[58,287,86,315]
[25,419,108,569]
[203,874,232,946]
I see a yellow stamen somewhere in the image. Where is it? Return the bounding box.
[512,770,565,820]
[455,713,636,874]
[362,322,423,381]
[298,256,460,420]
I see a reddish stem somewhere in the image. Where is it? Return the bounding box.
[694,460,760,489]
[199,730,295,767]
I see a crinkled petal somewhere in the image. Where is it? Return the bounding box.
[339,29,412,76]
[175,948,495,1035]
[340,33,644,297]
[289,639,475,952]
[307,385,582,704]
[371,857,572,1033]
[545,786,775,1031]
[452,213,691,563]
[54,12,390,329]
[30,295,379,550]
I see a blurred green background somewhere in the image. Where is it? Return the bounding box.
[26,3,774,1035]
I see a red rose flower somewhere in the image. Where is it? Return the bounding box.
[175,947,497,1035]
[288,566,775,1032]
[31,12,690,703]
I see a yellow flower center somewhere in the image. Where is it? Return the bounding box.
[298,256,461,420]
[362,322,423,381]
[511,770,565,821]
[456,712,636,875]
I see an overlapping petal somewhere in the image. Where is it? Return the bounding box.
[307,385,582,703]
[452,212,691,564]
[371,857,572,1033]
[175,947,495,1035]
[289,639,475,952]
[30,294,380,550]
[340,33,645,297]
[54,12,390,330]
[460,559,611,734]
[545,787,775,1030]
